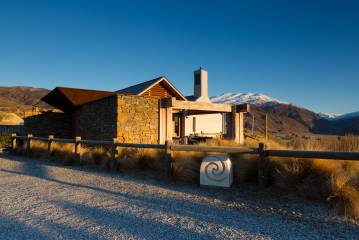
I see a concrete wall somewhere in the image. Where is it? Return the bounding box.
[184,113,223,137]
[24,112,72,138]
[117,95,159,144]
[73,96,118,140]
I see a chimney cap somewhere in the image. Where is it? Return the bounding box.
[196,66,207,71]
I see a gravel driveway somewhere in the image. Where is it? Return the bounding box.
[0,154,358,240]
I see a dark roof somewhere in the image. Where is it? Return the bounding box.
[116,77,163,95]
[41,87,115,113]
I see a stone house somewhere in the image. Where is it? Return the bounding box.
[25,69,248,144]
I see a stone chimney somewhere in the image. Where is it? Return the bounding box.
[194,67,210,102]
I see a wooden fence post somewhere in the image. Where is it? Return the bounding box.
[75,136,82,162]
[11,133,17,151]
[26,134,33,154]
[164,140,173,180]
[48,135,54,159]
[111,138,118,161]
[258,142,269,187]
[265,114,268,141]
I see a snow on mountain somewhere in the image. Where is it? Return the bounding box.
[317,112,342,120]
[317,111,359,121]
[210,93,289,106]
[334,111,359,121]
[210,93,359,121]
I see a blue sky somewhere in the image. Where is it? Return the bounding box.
[0,0,358,113]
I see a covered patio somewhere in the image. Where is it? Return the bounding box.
[159,97,250,145]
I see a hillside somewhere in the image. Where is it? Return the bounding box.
[244,104,320,136]
[211,93,359,136]
[0,86,50,112]
[0,112,24,125]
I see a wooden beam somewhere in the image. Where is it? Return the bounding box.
[180,113,186,144]
[239,112,244,145]
[267,150,359,160]
[158,102,166,144]
[166,107,173,141]
[232,107,240,144]
[161,97,176,108]
[235,103,250,113]
[170,144,256,153]
[161,97,232,113]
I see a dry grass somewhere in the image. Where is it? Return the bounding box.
[269,134,359,218]
[199,135,359,218]
[171,151,204,183]
[10,134,359,218]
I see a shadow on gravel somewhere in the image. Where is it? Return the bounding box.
[1,167,359,239]
[53,200,216,239]
[0,215,51,240]
[1,153,264,201]
[1,153,359,239]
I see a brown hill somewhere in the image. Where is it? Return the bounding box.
[245,103,359,136]
[244,104,320,136]
[0,112,24,125]
[312,116,359,135]
[0,86,50,112]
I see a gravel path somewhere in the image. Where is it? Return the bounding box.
[0,154,358,240]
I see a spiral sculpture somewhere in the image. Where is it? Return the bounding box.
[204,155,227,182]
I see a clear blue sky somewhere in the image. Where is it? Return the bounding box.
[0,0,358,113]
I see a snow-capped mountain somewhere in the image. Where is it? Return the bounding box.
[317,112,342,120]
[210,92,358,123]
[334,111,359,121]
[317,111,359,121]
[210,93,288,106]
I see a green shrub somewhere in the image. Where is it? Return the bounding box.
[0,132,12,149]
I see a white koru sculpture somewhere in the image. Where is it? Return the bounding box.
[200,154,233,188]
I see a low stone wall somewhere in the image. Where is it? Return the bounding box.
[117,95,159,144]
[73,96,118,140]
[24,112,72,138]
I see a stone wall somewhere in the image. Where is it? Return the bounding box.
[24,94,160,143]
[73,96,117,140]
[24,112,72,137]
[117,95,159,144]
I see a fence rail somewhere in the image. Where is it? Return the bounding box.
[267,150,359,161]
[9,133,359,186]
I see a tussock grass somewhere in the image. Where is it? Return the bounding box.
[81,145,111,167]
[171,151,204,183]
[269,134,359,218]
[10,134,359,218]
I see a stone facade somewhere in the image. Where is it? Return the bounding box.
[73,96,118,140]
[24,112,72,137]
[24,94,160,143]
[117,95,159,144]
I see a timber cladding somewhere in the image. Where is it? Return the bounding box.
[141,82,173,99]
[117,95,159,144]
